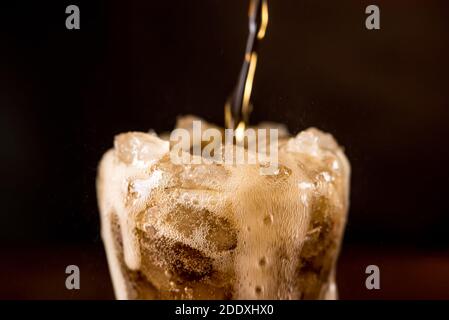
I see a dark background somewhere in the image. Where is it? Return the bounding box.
[1,0,448,299]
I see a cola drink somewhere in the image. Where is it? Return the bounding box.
[96,116,350,300]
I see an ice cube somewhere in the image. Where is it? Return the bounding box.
[114,132,169,167]
[139,193,237,254]
[287,128,339,157]
[140,232,213,281]
[163,205,237,252]
[152,157,229,191]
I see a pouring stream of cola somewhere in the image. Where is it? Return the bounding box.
[225,0,268,138]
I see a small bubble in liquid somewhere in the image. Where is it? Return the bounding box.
[255,286,263,295]
[258,257,267,267]
[164,270,173,278]
[263,214,273,225]
[184,286,193,295]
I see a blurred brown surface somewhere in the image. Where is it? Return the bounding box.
[1,244,448,300]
